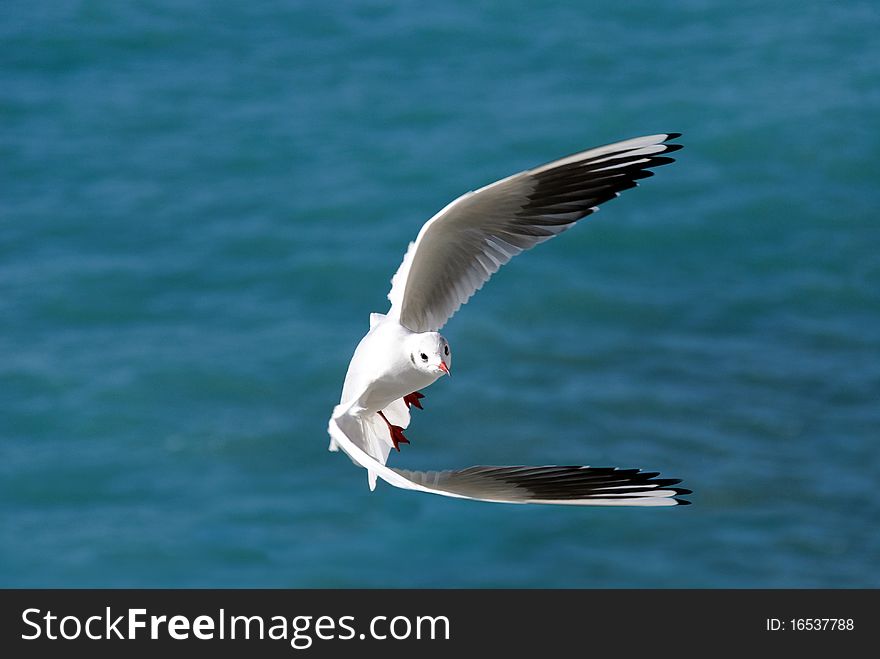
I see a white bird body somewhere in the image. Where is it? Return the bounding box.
[327,133,692,506]
[339,317,440,417]
[331,314,450,486]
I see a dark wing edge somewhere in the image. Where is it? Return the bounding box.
[391,133,683,333]
[520,132,683,224]
[329,408,691,507]
[391,464,692,507]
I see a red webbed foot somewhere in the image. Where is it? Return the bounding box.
[387,425,410,451]
[403,391,425,410]
[377,410,411,452]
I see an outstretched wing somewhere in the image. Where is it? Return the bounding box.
[394,465,691,506]
[328,415,690,506]
[387,133,682,333]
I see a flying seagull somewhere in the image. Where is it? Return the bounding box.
[327,133,690,506]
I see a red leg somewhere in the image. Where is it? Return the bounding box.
[377,410,410,451]
[403,391,425,410]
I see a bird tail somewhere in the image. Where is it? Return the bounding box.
[329,397,412,490]
[360,415,392,490]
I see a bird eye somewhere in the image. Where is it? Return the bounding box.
[444,345,449,356]
[420,353,428,362]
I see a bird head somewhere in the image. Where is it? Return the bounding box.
[408,332,451,377]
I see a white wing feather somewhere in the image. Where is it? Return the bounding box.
[328,414,690,506]
[387,133,682,332]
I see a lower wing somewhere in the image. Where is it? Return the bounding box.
[328,414,691,507]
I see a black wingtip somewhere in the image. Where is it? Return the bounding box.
[651,478,683,487]
[671,486,693,505]
[648,156,678,167]
[665,132,682,140]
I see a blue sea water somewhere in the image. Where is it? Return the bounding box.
[2,0,879,588]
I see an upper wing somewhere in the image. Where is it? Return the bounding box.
[328,414,691,506]
[387,133,682,332]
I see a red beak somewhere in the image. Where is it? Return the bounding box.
[438,361,450,376]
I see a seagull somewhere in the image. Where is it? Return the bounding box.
[327,133,691,506]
